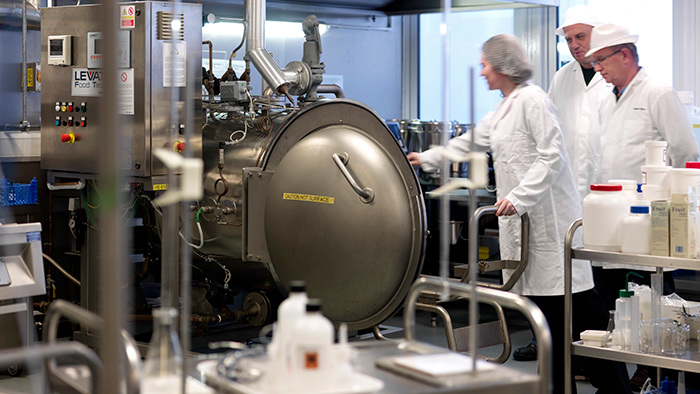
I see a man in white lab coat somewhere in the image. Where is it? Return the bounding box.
[587,23,699,389]
[588,23,698,183]
[548,5,610,203]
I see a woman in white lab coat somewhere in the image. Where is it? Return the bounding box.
[408,34,631,394]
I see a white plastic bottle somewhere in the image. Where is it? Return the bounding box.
[621,206,652,255]
[583,184,630,251]
[272,281,308,357]
[291,299,334,392]
[608,179,639,205]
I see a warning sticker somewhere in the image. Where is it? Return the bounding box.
[163,42,186,87]
[120,5,135,29]
[283,193,335,205]
[117,69,134,115]
[153,184,168,191]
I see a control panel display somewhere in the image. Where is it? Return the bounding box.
[48,35,72,66]
[87,32,103,69]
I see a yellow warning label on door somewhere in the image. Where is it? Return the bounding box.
[283,193,334,204]
[478,246,490,260]
[153,184,168,191]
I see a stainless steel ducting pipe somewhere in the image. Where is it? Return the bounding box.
[20,0,28,131]
[0,0,40,30]
[245,0,290,95]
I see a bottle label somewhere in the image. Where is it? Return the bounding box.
[304,350,319,369]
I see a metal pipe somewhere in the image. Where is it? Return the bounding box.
[181,8,197,389]
[43,253,81,287]
[202,41,213,82]
[97,0,127,391]
[0,0,40,30]
[228,0,247,69]
[20,0,27,132]
[43,300,141,394]
[0,343,102,394]
[317,84,345,98]
[245,0,289,94]
[404,277,552,394]
[466,66,479,371]
[563,219,580,394]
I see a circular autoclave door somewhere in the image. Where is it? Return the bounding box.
[262,99,426,330]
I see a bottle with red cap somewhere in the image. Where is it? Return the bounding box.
[583,184,630,251]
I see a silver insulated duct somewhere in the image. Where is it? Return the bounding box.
[0,0,39,30]
[246,0,290,95]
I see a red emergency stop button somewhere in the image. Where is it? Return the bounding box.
[175,142,186,152]
[60,132,76,144]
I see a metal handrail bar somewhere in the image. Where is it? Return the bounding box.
[0,343,102,394]
[563,219,582,394]
[404,276,551,394]
[43,300,142,394]
[460,205,529,291]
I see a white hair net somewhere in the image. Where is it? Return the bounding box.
[482,34,533,84]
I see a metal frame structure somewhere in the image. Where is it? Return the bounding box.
[401,276,552,394]
[43,300,142,394]
[382,205,528,361]
[564,218,700,394]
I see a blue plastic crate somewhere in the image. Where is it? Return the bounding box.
[0,177,38,206]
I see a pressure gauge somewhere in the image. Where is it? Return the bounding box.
[48,35,72,66]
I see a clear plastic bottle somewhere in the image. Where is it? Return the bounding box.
[621,206,651,255]
[616,290,632,350]
[142,308,183,392]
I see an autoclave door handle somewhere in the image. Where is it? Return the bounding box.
[332,152,375,203]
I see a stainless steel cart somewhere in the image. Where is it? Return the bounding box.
[563,218,700,394]
[200,276,553,394]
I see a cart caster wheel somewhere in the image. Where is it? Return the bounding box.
[7,363,23,377]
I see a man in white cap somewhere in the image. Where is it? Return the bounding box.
[549,4,611,203]
[587,23,698,183]
[587,23,699,390]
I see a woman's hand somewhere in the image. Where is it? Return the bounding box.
[407,152,422,166]
[495,198,517,216]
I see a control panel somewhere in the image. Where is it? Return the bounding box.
[40,2,202,177]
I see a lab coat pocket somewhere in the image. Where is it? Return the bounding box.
[623,119,652,149]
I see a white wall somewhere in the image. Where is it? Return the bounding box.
[588,0,673,87]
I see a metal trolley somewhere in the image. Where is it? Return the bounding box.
[200,276,553,394]
[564,218,700,394]
[381,205,529,363]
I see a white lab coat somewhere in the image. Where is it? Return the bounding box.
[419,83,595,296]
[548,61,612,203]
[595,68,699,271]
[599,68,699,183]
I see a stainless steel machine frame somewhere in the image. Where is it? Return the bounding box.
[563,219,700,394]
[40,2,202,177]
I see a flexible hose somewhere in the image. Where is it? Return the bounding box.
[43,253,81,287]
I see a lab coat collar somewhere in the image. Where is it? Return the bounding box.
[614,67,646,103]
[572,62,604,89]
[492,83,529,127]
